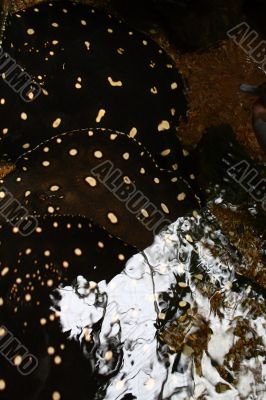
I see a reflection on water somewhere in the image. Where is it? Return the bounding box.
[54,208,266,399]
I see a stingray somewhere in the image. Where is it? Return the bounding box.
[1,128,200,249]
[0,0,196,187]
[0,3,201,398]
[0,214,136,400]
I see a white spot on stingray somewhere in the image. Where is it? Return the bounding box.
[69,148,78,156]
[141,209,149,218]
[85,177,97,187]
[161,203,169,214]
[74,248,82,256]
[52,391,61,400]
[94,150,103,159]
[107,212,118,224]
[52,118,61,128]
[25,293,31,302]
[123,152,130,160]
[177,193,186,201]
[129,127,137,138]
[160,149,171,156]
[27,28,35,35]
[47,346,55,355]
[158,120,170,131]
[171,82,178,90]
[96,109,106,123]
[182,149,189,157]
[14,355,22,366]
[21,112,27,120]
[27,91,34,100]
[50,185,59,192]
[54,355,61,364]
[84,41,90,50]
[1,267,9,277]
[108,77,122,87]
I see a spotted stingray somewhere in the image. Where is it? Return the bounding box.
[1,128,200,249]
[0,0,196,186]
[0,214,136,400]
[0,2,200,398]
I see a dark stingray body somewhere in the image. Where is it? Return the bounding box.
[0,319,98,400]
[0,213,136,332]
[0,4,200,398]
[0,0,195,183]
[0,214,136,311]
[0,214,136,400]
[1,128,200,249]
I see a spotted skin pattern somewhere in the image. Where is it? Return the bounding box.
[0,215,136,309]
[0,215,135,400]
[0,0,194,183]
[0,2,200,399]
[2,128,200,249]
